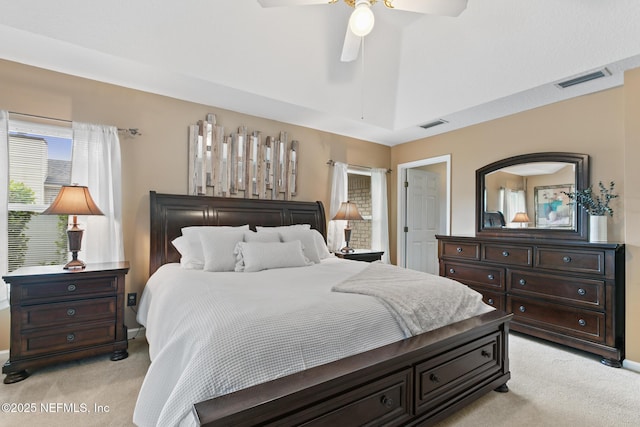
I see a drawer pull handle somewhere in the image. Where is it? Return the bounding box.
[487,298,495,305]
[481,350,491,358]
[429,373,440,383]
[519,279,526,286]
[487,274,494,280]
[67,284,77,292]
[502,251,509,257]
[66,308,76,316]
[578,288,586,296]
[449,268,455,274]
[563,256,572,263]
[380,395,394,408]
[519,306,526,313]
[456,247,463,253]
[66,333,76,342]
[578,319,586,327]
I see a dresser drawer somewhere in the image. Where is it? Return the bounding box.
[483,244,532,267]
[442,262,504,290]
[415,333,501,414]
[440,241,480,260]
[20,297,116,329]
[19,277,117,303]
[508,271,604,310]
[475,288,505,311]
[508,296,605,343]
[535,248,605,275]
[279,369,412,426]
[18,321,116,357]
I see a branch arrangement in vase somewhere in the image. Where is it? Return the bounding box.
[562,181,618,217]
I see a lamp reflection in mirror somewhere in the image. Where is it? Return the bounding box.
[42,185,104,270]
[511,212,530,228]
[331,201,363,253]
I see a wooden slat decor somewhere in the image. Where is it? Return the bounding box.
[188,113,299,199]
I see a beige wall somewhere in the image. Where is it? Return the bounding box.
[390,75,639,364]
[0,59,390,349]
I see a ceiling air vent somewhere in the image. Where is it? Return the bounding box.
[555,68,611,89]
[420,119,448,130]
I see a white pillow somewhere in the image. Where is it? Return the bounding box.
[199,228,246,272]
[255,224,311,232]
[171,236,204,269]
[278,229,322,264]
[235,241,312,272]
[181,225,249,266]
[243,230,281,243]
[311,229,332,260]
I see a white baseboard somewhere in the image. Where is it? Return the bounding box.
[128,326,146,341]
[623,358,640,373]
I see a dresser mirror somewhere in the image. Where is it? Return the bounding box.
[476,152,589,240]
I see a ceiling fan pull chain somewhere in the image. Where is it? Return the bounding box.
[361,37,365,120]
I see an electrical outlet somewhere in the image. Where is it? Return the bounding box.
[127,293,137,306]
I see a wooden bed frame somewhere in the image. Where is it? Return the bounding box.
[149,191,511,426]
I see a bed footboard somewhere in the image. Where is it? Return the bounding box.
[194,310,512,426]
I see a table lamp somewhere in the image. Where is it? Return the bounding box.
[511,212,530,228]
[331,201,363,253]
[42,184,104,269]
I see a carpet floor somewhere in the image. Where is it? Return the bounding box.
[1,333,638,426]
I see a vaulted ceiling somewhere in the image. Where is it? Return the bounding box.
[1,0,640,146]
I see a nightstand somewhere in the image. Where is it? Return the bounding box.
[334,249,384,263]
[2,261,130,384]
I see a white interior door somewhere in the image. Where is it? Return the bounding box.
[405,169,440,274]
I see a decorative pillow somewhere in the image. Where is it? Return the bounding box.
[243,230,281,243]
[255,224,311,232]
[199,228,246,272]
[311,229,332,260]
[181,225,249,267]
[171,236,204,269]
[278,229,322,264]
[235,241,312,272]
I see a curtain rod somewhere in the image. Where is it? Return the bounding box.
[326,159,391,174]
[8,111,142,137]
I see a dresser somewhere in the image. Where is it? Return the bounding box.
[2,262,130,384]
[436,236,625,367]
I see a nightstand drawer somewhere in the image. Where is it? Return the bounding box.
[19,321,116,357]
[508,270,604,309]
[20,297,116,329]
[19,277,117,303]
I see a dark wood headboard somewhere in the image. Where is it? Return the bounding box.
[149,191,327,276]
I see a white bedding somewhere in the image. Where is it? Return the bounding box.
[133,258,492,427]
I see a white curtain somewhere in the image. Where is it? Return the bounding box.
[500,188,527,228]
[327,162,348,252]
[371,168,389,263]
[71,122,124,263]
[0,111,8,308]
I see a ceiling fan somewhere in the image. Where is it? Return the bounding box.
[257,0,468,62]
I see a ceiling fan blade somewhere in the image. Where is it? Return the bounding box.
[257,0,331,7]
[340,27,362,62]
[387,0,468,17]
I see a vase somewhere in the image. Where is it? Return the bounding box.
[589,215,607,243]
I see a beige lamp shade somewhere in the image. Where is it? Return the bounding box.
[331,201,364,221]
[511,212,530,223]
[42,185,104,216]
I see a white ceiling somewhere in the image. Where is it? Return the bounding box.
[1,0,640,146]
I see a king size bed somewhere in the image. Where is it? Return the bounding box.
[133,191,511,426]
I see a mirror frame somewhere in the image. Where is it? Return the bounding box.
[476,152,590,241]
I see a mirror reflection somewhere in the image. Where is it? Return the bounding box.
[484,162,576,230]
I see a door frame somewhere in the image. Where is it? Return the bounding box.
[397,154,451,268]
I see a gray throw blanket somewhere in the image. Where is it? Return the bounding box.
[332,262,493,336]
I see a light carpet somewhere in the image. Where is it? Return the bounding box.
[0,333,638,426]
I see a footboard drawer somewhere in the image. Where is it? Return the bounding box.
[414,332,502,415]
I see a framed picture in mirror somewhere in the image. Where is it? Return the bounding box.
[534,184,574,228]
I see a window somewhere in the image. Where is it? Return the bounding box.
[7,120,72,271]
[347,170,372,249]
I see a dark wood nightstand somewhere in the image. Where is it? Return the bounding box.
[334,250,384,263]
[2,261,130,384]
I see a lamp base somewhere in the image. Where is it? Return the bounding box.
[340,246,355,253]
[64,258,86,270]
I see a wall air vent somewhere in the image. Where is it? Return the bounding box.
[419,119,448,130]
[555,68,611,89]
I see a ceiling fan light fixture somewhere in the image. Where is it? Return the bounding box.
[349,0,375,37]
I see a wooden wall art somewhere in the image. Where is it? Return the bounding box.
[188,113,298,199]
